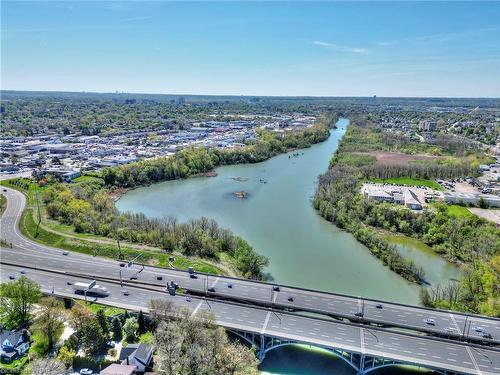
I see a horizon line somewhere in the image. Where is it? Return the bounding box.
[1,89,499,100]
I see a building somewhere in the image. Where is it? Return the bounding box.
[418,120,437,132]
[362,184,425,210]
[101,364,137,375]
[119,343,153,373]
[0,328,30,363]
[443,192,500,208]
[403,189,423,210]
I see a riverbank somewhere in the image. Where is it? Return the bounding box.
[118,120,433,305]
[313,116,499,316]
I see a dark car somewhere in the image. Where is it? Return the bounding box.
[227,283,233,289]
[208,287,216,293]
[273,286,280,292]
[375,304,383,309]
[119,262,126,267]
[355,312,364,317]
[287,297,294,302]
[156,276,163,281]
[190,274,198,279]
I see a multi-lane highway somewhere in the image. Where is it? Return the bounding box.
[1,186,498,344]
[2,263,500,375]
[1,185,500,374]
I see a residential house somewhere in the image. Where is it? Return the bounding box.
[0,328,30,363]
[119,343,153,373]
[100,363,137,375]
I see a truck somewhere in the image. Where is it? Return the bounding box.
[72,282,110,297]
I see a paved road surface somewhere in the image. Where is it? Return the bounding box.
[2,264,499,375]
[1,186,498,344]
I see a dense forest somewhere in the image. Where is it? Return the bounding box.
[315,117,500,315]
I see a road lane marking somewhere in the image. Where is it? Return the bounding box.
[449,313,462,335]
[261,311,271,334]
[360,328,365,354]
[191,300,204,317]
[465,346,483,375]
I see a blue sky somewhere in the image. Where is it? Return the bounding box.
[2,1,499,97]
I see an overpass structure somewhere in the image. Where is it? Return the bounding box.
[1,186,500,374]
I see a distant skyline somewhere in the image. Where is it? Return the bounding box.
[2,1,499,97]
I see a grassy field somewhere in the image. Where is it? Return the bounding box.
[371,177,443,190]
[75,300,125,317]
[445,204,474,217]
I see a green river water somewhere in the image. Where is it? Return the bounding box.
[117,119,461,374]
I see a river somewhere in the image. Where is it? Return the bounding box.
[117,119,460,374]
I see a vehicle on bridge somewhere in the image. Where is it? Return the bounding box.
[72,282,109,296]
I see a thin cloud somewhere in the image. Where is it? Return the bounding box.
[312,40,369,54]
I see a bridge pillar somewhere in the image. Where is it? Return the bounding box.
[257,335,266,362]
[357,354,366,375]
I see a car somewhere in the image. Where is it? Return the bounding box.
[106,341,115,348]
[186,296,192,302]
[472,326,484,333]
[444,327,456,333]
[423,318,436,326]
[67,281,73,286]
[208,287,215,292]
[130,275,138,280]
[190,274,198,279]
[227,283,233,289]
[157,276,163,281]
[9,275,15,280]
[287,297,294,302]
[122,290,130,296]
[354,312,364,317]
[20,270,26,274]
[273,286,280,292]
[62,251,69,256]
[481,332,492,339]
[375,304,383,309]
[119,262,126,267]
[80,369,93,375]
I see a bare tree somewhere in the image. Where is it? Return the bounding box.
[27,358,66,375]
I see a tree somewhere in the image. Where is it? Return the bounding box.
[137,310,146,334]
[69,304,92,333]
[96,309,109,335]
[123,317,139,342]
[79,317,107,355]
[111,317,122,341]
[154,308,258,375]
[0,276,41,328]
[28,358,66,375]
[34,297,65,351]
[57,345,76,368]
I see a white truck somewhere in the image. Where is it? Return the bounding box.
[72,282,110,296]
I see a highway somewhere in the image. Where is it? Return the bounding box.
[1,263,500,375]
[0,189,500,375]
[1,186,499,344]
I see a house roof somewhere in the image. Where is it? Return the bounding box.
[119,343,153,366]
[0,329,27,347]
[118,345,139,361]
[134,343,153,364]
[100,364,136,375]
